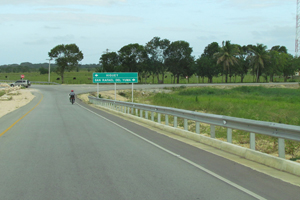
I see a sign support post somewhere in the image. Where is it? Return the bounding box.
[97,83,99,98]
[132,83,133,103]
[115,83,116,101]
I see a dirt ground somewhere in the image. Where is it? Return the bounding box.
[0,83,35,118]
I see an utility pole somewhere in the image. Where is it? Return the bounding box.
[46,58,52,82]
[296,0,300,56]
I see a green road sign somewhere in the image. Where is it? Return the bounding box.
[93,72,138,83]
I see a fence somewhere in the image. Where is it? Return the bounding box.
[88,96,300,159]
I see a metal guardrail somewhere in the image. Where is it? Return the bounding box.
[88,96,300,158]
[30,81,60,85]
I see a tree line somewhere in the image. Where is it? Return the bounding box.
[0,62,97,74]
[3,37,299,84]
[98,37,300,84]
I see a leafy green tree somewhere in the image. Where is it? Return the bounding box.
[263,50,280,82]
[118,43,148,74]
[195,42,220,83]
[195,56,212,83]
[48,44,83,83]
[271,45,287,53]
[262,45,288,82]
[281,53,297,82]
[248,44,270,83]
[214,41,240,83]
[145,37,170,83]
[99,52,120,72]
[39,67,48,74]
[164,40,194,83]
[236,45,250,83]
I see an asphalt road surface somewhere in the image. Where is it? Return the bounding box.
[0,84,299,200]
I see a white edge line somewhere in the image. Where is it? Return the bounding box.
[77,103,267,200]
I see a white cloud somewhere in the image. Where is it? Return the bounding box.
[0,0,126,6]
[0,13,142,25]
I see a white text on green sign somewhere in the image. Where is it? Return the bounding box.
[93,73,138,83]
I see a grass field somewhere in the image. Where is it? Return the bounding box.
[1,71,299,84]
[149,86,300,126]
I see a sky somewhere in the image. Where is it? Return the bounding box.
[0,0,297,65]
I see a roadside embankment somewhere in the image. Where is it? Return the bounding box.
[0,83,35,118]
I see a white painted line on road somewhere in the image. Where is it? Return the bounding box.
[77,103,266,200]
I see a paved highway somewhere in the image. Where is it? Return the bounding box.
[0,84,299,200]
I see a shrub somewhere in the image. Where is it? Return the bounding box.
[118,91,127,97]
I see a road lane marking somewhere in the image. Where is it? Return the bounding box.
[0,92,43,137]
[77,103,266,200]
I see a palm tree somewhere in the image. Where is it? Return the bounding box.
[214,41,239,83]
[248,44,270,83]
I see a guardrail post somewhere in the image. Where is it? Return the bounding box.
[278,138,285,158]
[196,122,200,134]
[151,112,154,121]
[158,113,161,123]
[227,128,232,143]
[165,115,169,126]
[131,107,134,114]
[127,107,130,114]
[184,119,188,131]
[250,133,255,150]
[210,125,215,138]
[140,110,143,118]
[145,111,148,119]
[135,109,138,116]
[174,116,177,128]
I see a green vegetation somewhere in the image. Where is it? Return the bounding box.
[0,71,93,84]
[48,44,84,83]
[3,38,300,84]
[130,86,300,159]
[1,71,299,85]
[118,91,127,98]
[149,86,300,126]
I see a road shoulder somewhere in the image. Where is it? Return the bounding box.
[77,94,300,187]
